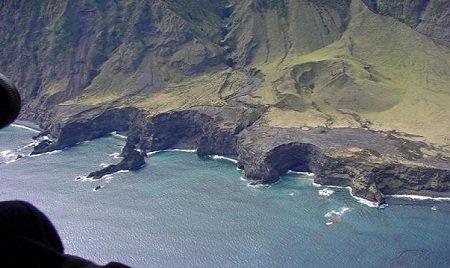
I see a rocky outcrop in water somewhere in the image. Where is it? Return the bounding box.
[31,105,450,206]
[31,140,53,155]
[87,149,145,180]
[6,0,448,205]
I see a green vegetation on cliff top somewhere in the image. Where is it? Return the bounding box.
[1,0,450,148]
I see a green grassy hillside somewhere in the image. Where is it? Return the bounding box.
[1,0,450,149]
[242,0,450,146]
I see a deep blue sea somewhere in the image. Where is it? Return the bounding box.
[1,124,450,267]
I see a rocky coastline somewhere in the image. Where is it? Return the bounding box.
[27,105,450,206]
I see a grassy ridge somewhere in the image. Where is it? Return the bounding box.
[68,0,450,146]
[241,0,450,146]
[2,0,449,148]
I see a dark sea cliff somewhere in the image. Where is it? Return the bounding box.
[1,124,450,267]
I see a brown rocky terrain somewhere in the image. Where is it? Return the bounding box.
[1,0,449,205]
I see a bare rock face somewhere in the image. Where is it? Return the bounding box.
[146,110,214,151]
[236,126,450,205]
[31,107,140,155]
[7,0,448,205]
[30,104,450,205]
[197,129,238,158]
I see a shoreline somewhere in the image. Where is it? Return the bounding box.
[386,194,450,201]
[69,146,450,207]
[110,131,127,140]
[11,122,41,133]
[10,123,450,208]
[147,149,197,156]
[147,150,384,208]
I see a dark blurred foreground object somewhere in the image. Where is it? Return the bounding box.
[0,73,21,129]
[0,75,131,267]
[0,200,131,268]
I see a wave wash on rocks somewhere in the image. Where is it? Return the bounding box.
[30,105,450,206]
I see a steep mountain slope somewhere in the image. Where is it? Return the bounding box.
[363,0,450,45]
[224,0,351,65]
[0,0,229,112]
[248,0,450,145]
[1,0,449,204]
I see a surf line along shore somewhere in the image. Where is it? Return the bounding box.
[7,124,450,209]
[21,107,450,207]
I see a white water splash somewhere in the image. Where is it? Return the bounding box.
[387,194,450,202]
[287,170,315,177]
[147,149,197,156]
[318,188,334,197]
[210,155,238,164]
[29,150,62,157]
[110,131,127,140]
[108,152,122,159]
[324,207,351,225]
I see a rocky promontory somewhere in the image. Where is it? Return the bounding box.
[87,149,145,180]
[28,105,450,206]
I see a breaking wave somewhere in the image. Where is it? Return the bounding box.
[324,207,351,225]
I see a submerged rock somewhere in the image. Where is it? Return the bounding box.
[94,186,102,191]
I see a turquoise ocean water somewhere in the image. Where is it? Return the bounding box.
[1,124,450,267]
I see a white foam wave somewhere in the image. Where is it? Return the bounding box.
[287,171,315,177]
[146,150,161,156]
[76,172,118,184]
[103,175,114,182]
[117,170,129,173]
[240,176,247,181]
[11,124,40,133]
[318,188,334,197]
[387,194,450,202]
[29,150,62,157]
[352,197,379,208]
[18,141,40,151]
[147,149,197,156]
[5,158,19,164]
[211,155,238,164]
[99,162,110,168]
[347,187,379,208]
[110,131,127,139]
[1,150,19,164]
[324,185,380,208]
[108,152,122,159]
[324,207,351,223]
[1,150,15,159]
[312,181,322,188]
[169,149,197,153]
[74,176,95,182]
[247,182,271,188]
